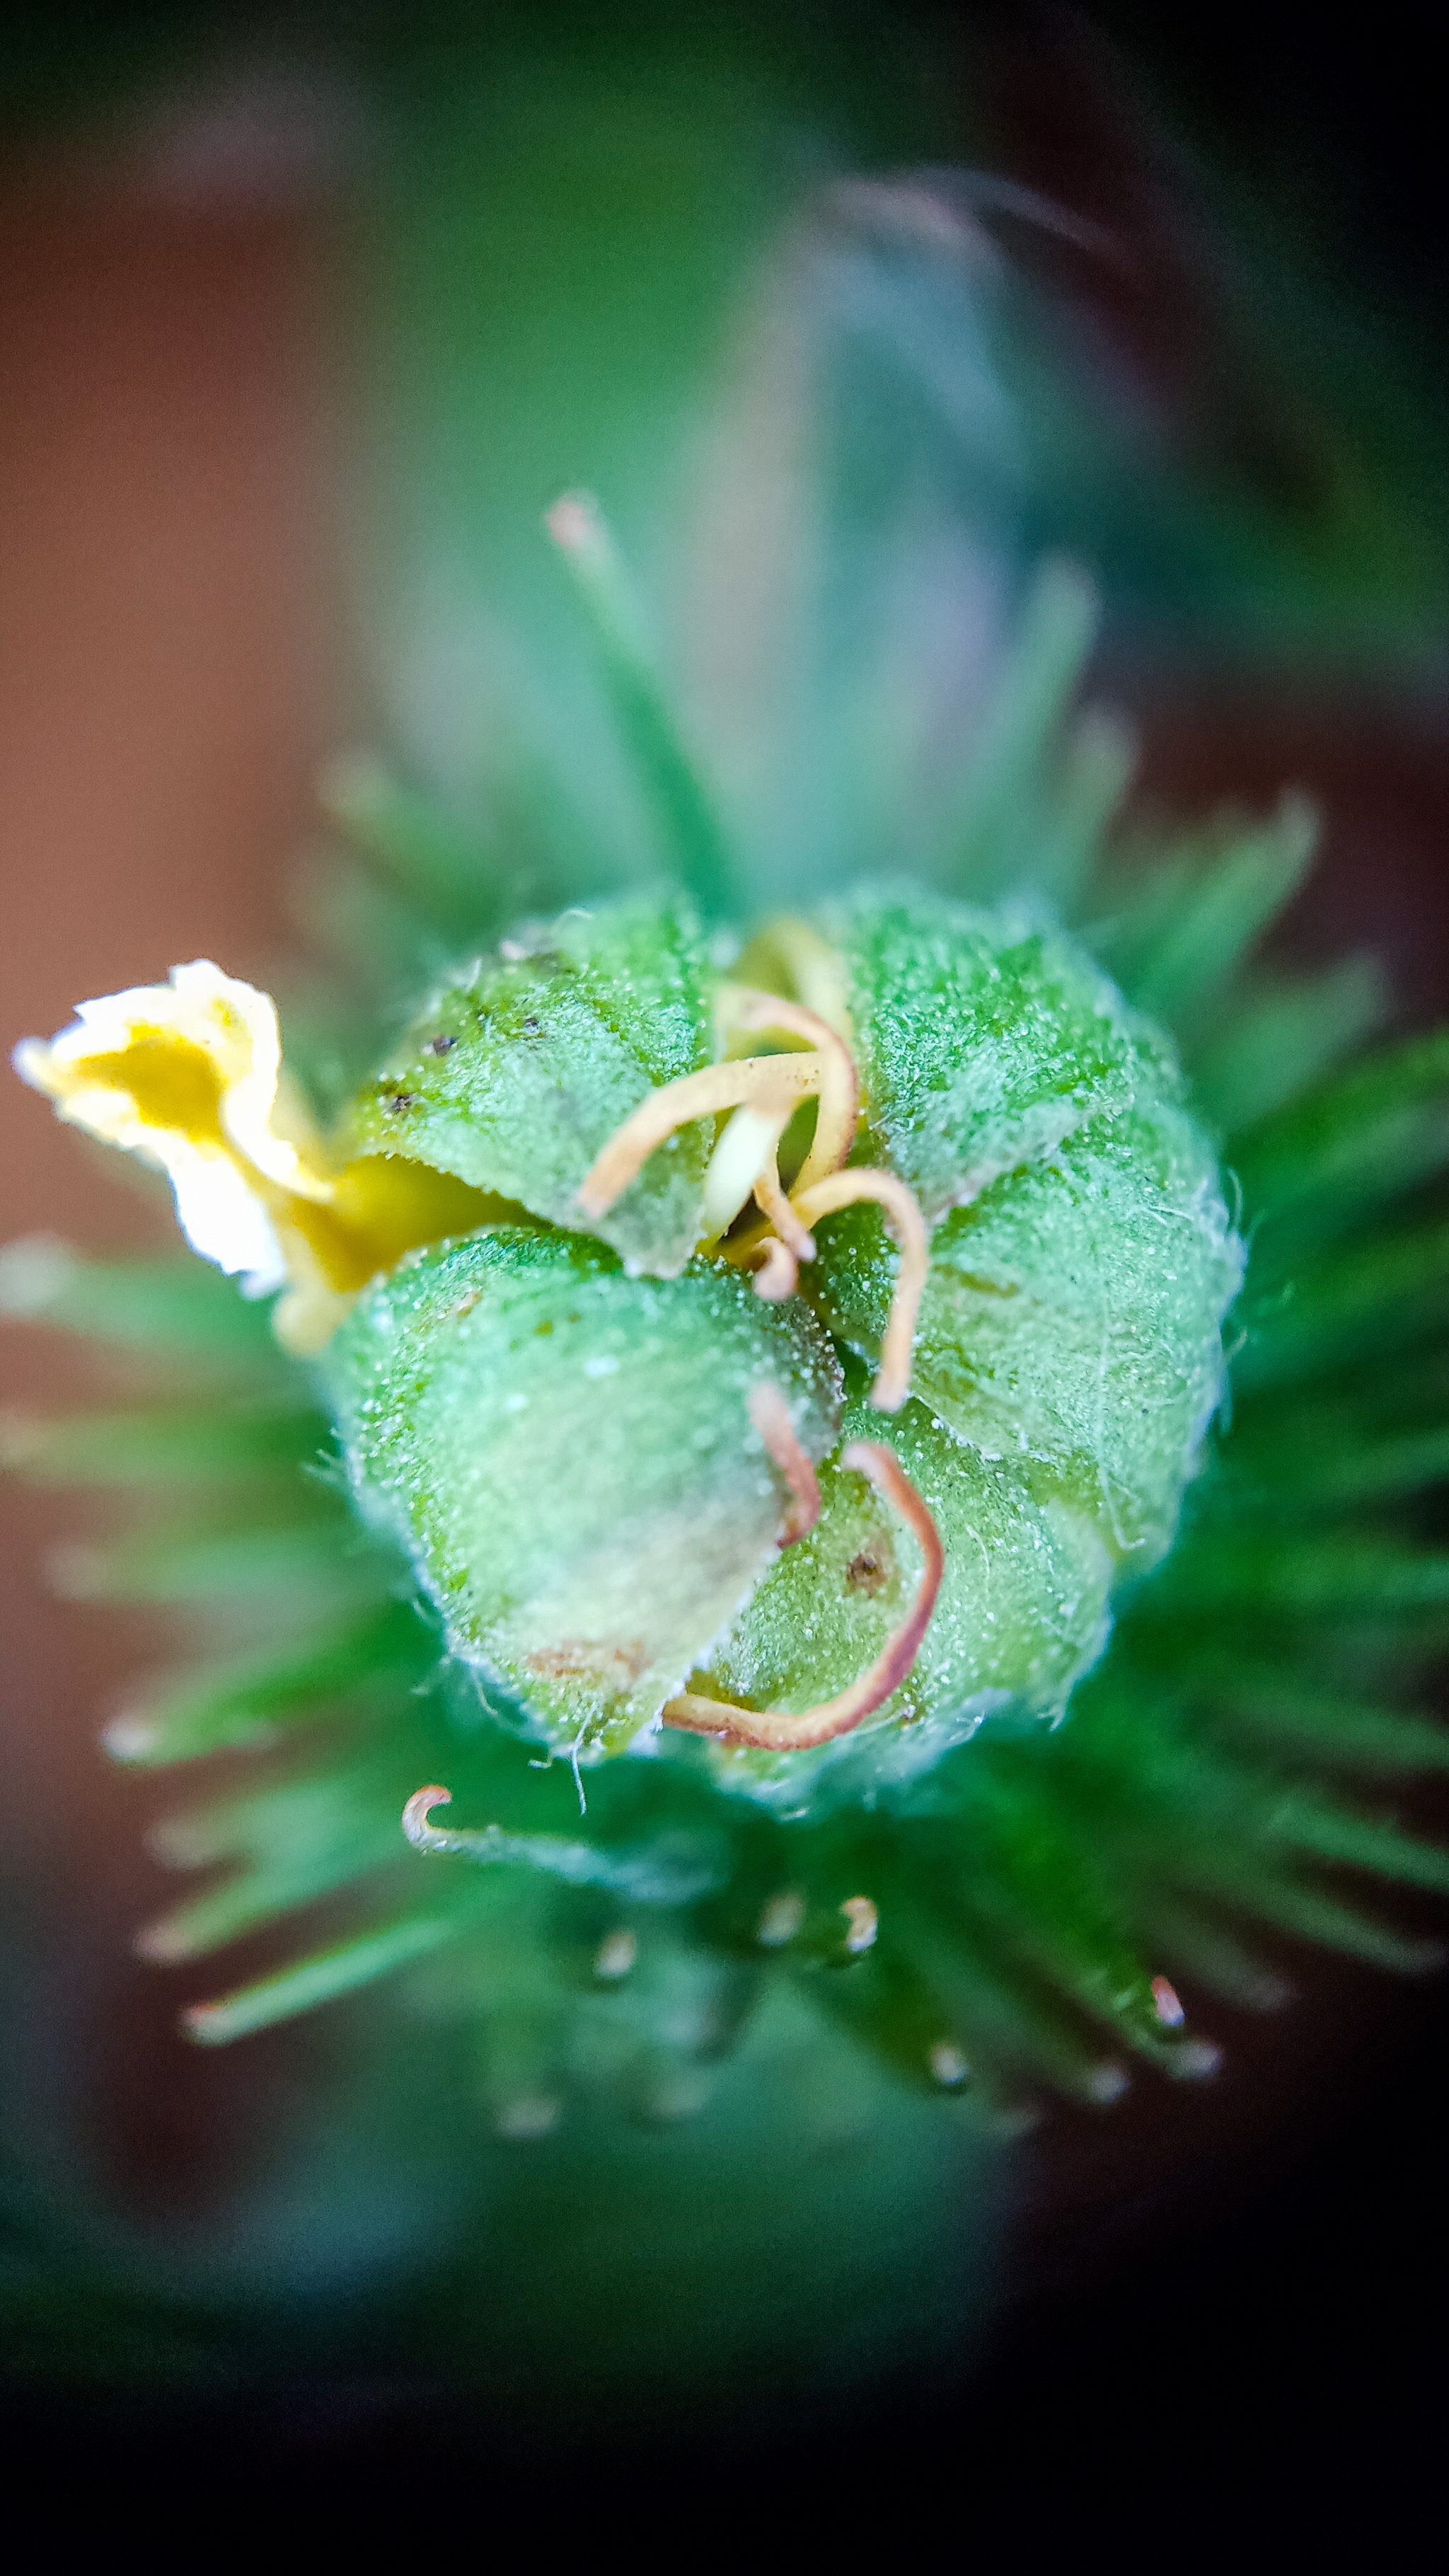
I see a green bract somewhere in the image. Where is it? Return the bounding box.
[343,891,712,1276]
[325,884,1240,1810]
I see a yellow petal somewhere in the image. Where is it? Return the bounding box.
[16,960,331,1187]
[15,966,502,1346]
[13,963,330,1295]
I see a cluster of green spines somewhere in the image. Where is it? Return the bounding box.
[6,564,1449,2120]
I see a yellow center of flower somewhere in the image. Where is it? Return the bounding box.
[81,1031,230,1148]
[12,963,496,1356]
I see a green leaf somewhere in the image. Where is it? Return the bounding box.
[1099,797,1317,1044]
[1208,1409,1449,1513]
[954,1798,1206,2074]
[103,1601,432,1766]
[318,749,507,937]
[183,1906,485,2044]
[1147,1530,1449,1622]
[935,559,1102,899]
[1133,1901,1290,2012]
[1205,1670,1449,1773]
[1237,1213,1449,1387]
[1185,1871,1443,1976]
[809,1930,1074,2103]
[546,494,743,920]
[1029,707,1138,918]
[0,1397,328,1485]
[48,1505,389,1608]
[1262,1794,1449,1893]
[0,1238,283,1375]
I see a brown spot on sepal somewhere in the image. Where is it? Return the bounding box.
[845,1530,896,1595]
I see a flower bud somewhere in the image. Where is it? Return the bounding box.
[324,885,1240,1802]
[16,886,1240,1808]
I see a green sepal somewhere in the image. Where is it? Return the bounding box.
[342,891,713,1276]
[821,884,1172,1219]
[783,891,1242,1578]
[695,1367,1111,1818]
[812,1110,1240,1567]
[325,1226,843,1755]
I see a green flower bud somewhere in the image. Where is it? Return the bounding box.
[325,885,1240,1813]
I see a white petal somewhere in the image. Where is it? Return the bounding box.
[166,1143,289,1294]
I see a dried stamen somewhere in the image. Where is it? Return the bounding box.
[753,1152,815,1261]
[791,1168,929,1413]
[750,1235,799,1302]
[722,990,859,1193]
[734,918,853,1044]
[581,974,930,1417]
[577,1054,822,1221]
[662,1439,942,1750]
[747,1379,821,1544]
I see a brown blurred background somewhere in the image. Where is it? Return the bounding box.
[0,137,357,2213]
